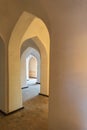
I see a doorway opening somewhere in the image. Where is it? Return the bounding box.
[27,55,38,85]
[21,45,41,102]
[8,11,50,113]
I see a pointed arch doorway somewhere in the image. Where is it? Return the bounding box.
[27,55,38,84]
[8,12,50,112]
[20,40,41,102]
[28,55,37,80]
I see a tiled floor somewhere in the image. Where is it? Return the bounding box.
[0,84,48,130]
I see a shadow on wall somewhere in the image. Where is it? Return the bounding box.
[0,37,5,110]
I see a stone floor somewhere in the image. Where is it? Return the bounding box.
[22,84,40,102]
[0,84,48,130]
[27,78,37,85]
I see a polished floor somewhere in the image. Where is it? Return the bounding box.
[0,84,48,130]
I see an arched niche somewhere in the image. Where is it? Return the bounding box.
[8,11,50,112]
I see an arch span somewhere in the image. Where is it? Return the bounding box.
[8,11,50,112]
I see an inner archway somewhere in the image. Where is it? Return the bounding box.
[21,44,41,102]
[8,11,50,112]
[21,46,40,102]
[20,40,41,89]
[27,55,38,85]
[29,55,37,79]
[20,37,48,103]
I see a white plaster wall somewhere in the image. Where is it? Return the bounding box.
[21,54,27,88]
[39,1,87,130]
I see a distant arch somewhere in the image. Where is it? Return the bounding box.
[29,55,37,78]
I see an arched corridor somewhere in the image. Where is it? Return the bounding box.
[21,46,41,102]
[8,12,50,112]
[1,1,87,130]
[21,44,40,88]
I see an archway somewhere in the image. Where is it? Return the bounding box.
[27,55,38,84]
[29,55,37,79]
[20,41,42,102]
[8,11,50,112]
[21,49,40,102]
[20,42,40,89]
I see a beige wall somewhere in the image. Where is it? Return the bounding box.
[42,1,87,130]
